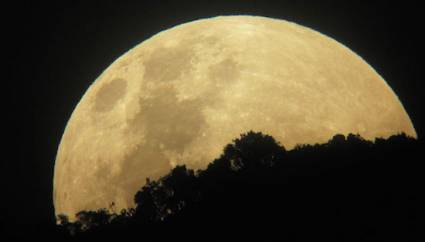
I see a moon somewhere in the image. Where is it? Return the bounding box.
[54,16,416,220]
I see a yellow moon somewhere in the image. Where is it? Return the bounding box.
[54,16,416,220]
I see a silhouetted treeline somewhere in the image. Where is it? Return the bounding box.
[11,132,425,241]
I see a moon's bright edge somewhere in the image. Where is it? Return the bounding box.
[54,15,417,220]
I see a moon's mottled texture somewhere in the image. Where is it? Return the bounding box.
[54,16,416,220]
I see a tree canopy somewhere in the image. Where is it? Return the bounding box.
[54,131,422,241]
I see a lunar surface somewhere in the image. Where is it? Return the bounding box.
[54,16,416,220]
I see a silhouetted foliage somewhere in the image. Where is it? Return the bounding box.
[54,131,423,241]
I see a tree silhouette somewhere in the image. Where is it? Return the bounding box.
[55,131,422,241]
[222,131,285,170]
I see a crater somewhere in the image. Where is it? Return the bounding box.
[208,57,240,82]
[94,78,128,112]
[118,85,207,205]
[129,85,206,154]
[143,45,196,83]
[204,57,241,101]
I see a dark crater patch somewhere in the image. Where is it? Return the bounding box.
[94,78,127,112]
[129,85,206,153]
[143,45,195,83]
[208,57,240,83]
[119,85,207,197]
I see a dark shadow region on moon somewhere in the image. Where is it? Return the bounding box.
[111,85,207,205]
[94,78,128,112]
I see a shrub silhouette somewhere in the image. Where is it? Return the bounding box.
[56,131,422,241]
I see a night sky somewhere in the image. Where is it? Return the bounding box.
[3,0,424,233]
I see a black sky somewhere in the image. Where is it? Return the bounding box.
[3,0,424,228]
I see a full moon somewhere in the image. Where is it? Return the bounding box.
[54,16,416,220]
